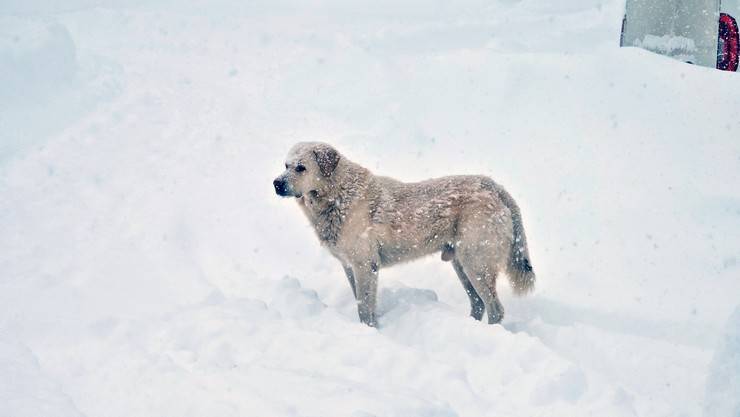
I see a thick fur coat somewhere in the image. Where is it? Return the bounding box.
[274,142,535,327]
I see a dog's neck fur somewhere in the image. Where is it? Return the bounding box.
[299,158,370,245]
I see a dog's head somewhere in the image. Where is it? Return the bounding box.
[273,142,340,198]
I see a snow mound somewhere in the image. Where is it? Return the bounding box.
[704,306,740,417]
[0,16,77,102]
[33,288,635,417]
[0,337,83,417]
[270,276,327,319]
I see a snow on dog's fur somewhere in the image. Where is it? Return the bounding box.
[274,142,535,326]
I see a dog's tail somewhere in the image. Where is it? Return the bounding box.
[496,186,536,295]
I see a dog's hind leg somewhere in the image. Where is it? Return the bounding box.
[461,262,503,324]
[484,280,505,325]
[452,259,485,320]
[454,203,510,324]
[455,240,506,324]
[460,260,504,324]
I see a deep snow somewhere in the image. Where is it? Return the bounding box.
[1,1,739,416]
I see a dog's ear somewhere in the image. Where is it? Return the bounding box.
[313,145,340,177]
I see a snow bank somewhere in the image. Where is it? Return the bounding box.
[0,16,77,102]
[0,13,115,164]
[0,13,122,164]
[704,306,740,417]
[0,16,79,162]
[0,337,83,417]
[31,283,635,417]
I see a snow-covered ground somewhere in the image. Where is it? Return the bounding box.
[1,1,739,416]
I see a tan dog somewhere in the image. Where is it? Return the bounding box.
[273,142,535,327]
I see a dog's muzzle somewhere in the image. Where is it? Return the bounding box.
[273,178,290,197]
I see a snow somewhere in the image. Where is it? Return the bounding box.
[0,337,84,417]
[1,1,739,416]
[704,306,740,417]
[633,34,697,63]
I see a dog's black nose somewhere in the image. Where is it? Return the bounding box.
[273,179,288,196]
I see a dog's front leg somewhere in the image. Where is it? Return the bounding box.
[352,260,379,327]
[342,265,357,299]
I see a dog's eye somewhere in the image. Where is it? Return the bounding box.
[295,165,306,173]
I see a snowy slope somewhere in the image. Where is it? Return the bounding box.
[705,306,740,417]
[1,1,739,416]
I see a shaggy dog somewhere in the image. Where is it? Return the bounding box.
[274,142,535,327]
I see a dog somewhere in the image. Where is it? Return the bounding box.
[273,142,535,327]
